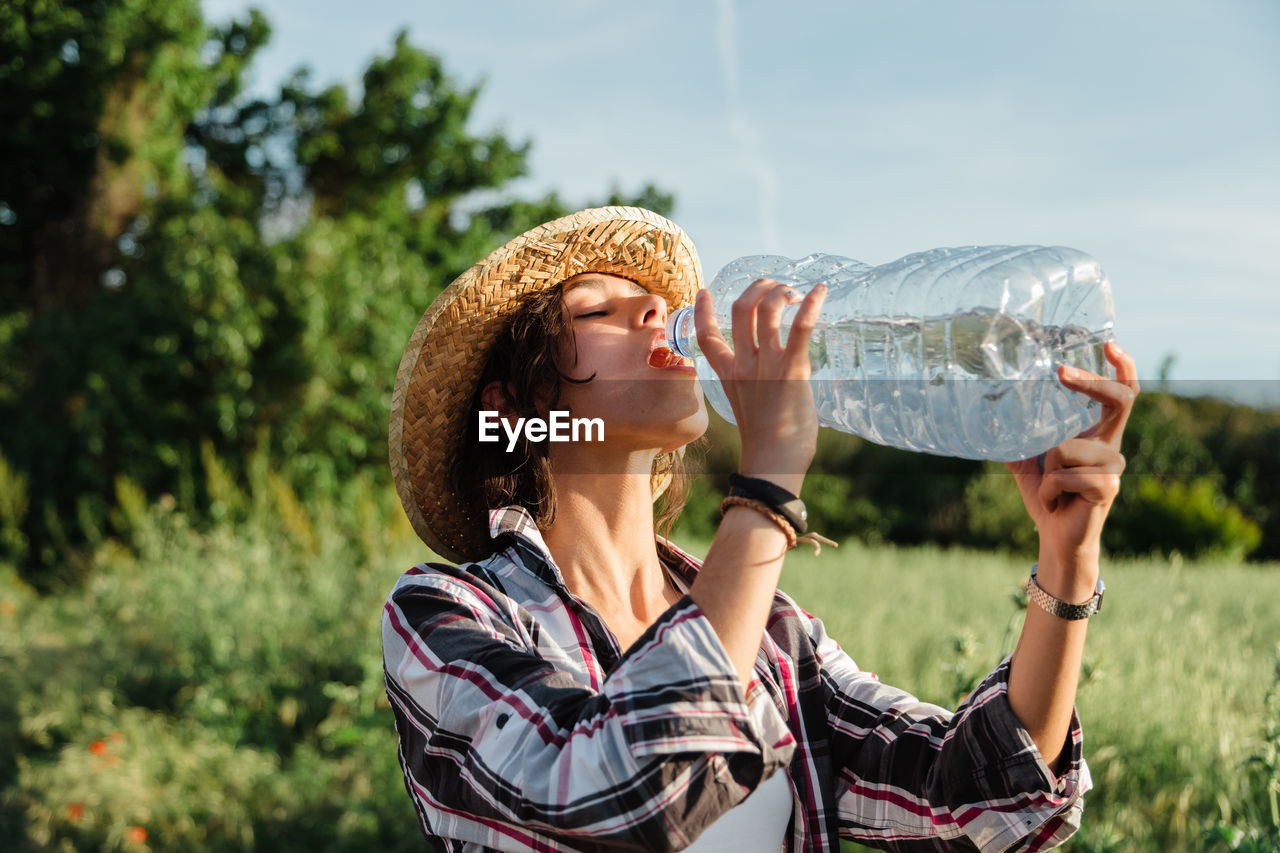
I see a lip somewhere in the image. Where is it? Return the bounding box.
[654,357,697,374]
[647,331,695,372]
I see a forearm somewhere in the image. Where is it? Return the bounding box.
[688,505,790,691]
[1004,342,1138,769]
[1006,550,1098,768]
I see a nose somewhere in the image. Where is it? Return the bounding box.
[634,292,667,328]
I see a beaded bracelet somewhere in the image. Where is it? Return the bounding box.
[720,496,838,555]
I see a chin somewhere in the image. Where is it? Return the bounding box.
[661,405,710,452]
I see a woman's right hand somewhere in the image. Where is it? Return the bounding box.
[693,280,827,496]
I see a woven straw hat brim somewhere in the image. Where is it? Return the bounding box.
[389,206,703,563]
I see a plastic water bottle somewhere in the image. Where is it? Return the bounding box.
[664,245,1117,461]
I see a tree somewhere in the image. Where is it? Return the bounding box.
[0,1,673,585]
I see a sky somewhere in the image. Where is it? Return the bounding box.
[201,0,1280,402]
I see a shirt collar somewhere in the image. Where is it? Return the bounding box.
[487,504,700,593]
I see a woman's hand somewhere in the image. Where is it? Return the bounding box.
[693,280,827,496]
[1006,341,1140,583]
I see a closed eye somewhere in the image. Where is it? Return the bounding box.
[574,310,608,319]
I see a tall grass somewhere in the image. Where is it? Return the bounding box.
[0,472,429,851]
[1,492,1276,851]
[737,535,1280,852]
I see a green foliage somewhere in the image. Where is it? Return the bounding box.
[1106,477,1262,561]
[1116,392,1280,560]
[680,393,1277,563]
[0,455,427,850]
[802,472,893,546]
[0,453,28,565]
[5,0,1278,590]
[673,476,723,542]
[678,414,974,548]
[290,30,528,220]
[3,192,302,583]
[0,0,252,308]
[270,216,431,480]
[0,2,674,583]
[962,461,1038,555]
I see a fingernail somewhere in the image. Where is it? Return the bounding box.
[1061,365,1081,379]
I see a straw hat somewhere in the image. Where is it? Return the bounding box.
[389,206,703,563]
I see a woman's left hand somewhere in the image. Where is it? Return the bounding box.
[1006,341,1140,574]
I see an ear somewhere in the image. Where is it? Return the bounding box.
[480,380,516,417]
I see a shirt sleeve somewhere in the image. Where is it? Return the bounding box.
[804,609,1091,852]
[382,568,796,852]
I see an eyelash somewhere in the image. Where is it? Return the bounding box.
[575,310,607,319]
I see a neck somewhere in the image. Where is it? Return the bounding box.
[541,448,673,621]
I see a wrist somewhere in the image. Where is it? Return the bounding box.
[1026,563,1105,620]
[737,467,805,498]
[1033,551,1101,604]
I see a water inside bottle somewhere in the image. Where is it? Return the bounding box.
[808,310,1113,458]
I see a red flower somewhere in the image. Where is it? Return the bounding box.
[89,739,107,756]
[67,803,84,822]
[128,826,147,843]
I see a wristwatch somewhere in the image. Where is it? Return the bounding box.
[1024,564,1105,620]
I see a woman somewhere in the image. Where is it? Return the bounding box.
[383,207,1138,851]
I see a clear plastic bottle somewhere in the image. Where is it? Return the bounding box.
[664,245,1117,461]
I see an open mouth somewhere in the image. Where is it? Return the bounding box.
[647,333,694,369]
[648,347,693,369]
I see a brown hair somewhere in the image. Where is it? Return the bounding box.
[451,282,702,545]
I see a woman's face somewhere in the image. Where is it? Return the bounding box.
[554,273,708,453]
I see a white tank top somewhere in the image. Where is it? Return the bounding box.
[681,770,792,852]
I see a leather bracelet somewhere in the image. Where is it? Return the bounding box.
[728,473,808,535]
[1024,563,1106,620]
[720,496,797,549]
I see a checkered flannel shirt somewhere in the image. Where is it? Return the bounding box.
[382,505,1090,851]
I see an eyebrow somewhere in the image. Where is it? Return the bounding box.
[562,276,649,298]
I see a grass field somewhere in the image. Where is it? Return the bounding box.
[743,536,1280,852]
[2,499,1278,851]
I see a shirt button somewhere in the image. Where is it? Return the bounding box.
[496,713,510,729]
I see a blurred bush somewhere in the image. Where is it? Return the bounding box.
[1105,477,1262,561]
[0,445,428,850]
[962,462,1038,555]
[674,395,1276,561]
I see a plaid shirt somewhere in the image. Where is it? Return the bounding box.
[383,505,1090,852]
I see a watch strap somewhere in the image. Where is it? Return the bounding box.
[728,473,808,535]
[1024,563,1105,620]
